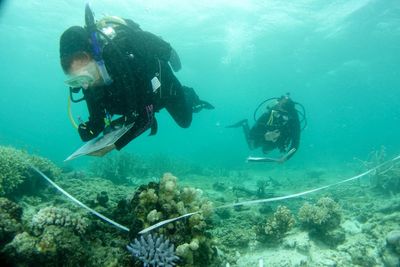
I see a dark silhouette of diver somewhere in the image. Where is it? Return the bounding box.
[227,94,306,163]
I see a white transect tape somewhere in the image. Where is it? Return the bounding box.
[138,212,198,234]
[139,153,400,234]
[30,166,130,232]
[31,154,400,235]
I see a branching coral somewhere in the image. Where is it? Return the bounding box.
[127,234,179,267]
[257,205,295,243]
[128,173,216,266]
[0,146,61,197]
[298,197,342,232]
[0,146,30,196]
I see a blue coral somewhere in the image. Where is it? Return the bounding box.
[127,234,179,267]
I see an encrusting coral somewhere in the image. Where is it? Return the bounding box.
[3,226,88,267]
[32,206,89,235]
[127,173,216,267]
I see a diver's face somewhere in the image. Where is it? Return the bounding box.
[69,57,91,74]
[65,53,101,89]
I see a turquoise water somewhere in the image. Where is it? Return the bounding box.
[0,0,399,168]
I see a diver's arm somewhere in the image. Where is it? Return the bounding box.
[79,90,106,141]
[114,116,151,150]
[139,31,173,61]
[249,112,270,140]
[136,30,182,71]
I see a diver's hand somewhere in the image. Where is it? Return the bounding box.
[264,130,280,142]
[78,122,98,142]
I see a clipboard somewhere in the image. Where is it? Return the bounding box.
[65,123,134,161]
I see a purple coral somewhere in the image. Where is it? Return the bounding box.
[127,234,179,267]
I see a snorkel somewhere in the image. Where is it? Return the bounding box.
[67,4,113,130]
[85,3,112,85]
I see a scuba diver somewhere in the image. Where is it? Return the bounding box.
[227,94,306,163]
[60,4,214,156]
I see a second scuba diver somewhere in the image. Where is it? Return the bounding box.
[227,94,305,163]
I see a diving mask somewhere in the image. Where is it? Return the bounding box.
[65,61,99,89]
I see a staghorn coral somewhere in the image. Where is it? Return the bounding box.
[127,234,179,267]
[258,205,296,242]
[32,206,89,235]
[0,146,61,198]
[128,173,216,266]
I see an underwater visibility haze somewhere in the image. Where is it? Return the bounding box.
[0,0,400,266]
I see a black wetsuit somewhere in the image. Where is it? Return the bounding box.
[246,105,300,159]
[78,19,198,149]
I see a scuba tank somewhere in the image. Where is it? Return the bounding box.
[253,94,307,131]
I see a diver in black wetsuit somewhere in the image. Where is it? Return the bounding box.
[59,6,213,155]
[228,95,304,163]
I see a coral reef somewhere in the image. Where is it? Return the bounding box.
[383,229,400,265]
[127,173,216,267]
[257,205,295,243]
[386,230,400,254]
[0,197,23,247]
[298,197,342,232]
[3,226,88,267]
[358,146,400,194]
[90,152,148,184]
[90,152,203,184]
[127,234,179,267]
[32,206,89,235]
[0,146,30,196]
[298,197,344,247]
[0,146,61,198]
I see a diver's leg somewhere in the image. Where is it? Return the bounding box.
[161,64,214,127]
[165,85,193,128]
[242,120,256,150]
[226,119,256,150]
